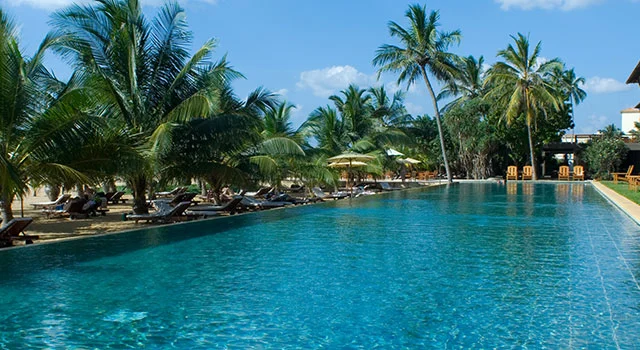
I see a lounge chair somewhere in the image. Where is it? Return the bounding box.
[311,187,349,199]
[245,187,272,198]
[240,196,289,210]
[31,194,71,210]
[126,201,192,223]
[106,191,127,204]
[379,182,399,191]
[43,197,108,219]
[613,165,634,184]
[0,218,38,247]
[558,166,570,181]
[573,165,585,181]
[155,192,198,207]
[187,196,244,217]
[156,186,186,198]
[522,166,533,180]
[506,166,518,181]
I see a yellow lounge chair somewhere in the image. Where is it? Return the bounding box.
[573,165,585,181]
[612,165,634,184]
[558,165,570,181]
[506,166,518,181]
[522,166,533,180]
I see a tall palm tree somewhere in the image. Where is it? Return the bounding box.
[439,55,487,111]
[329,85,373,143]
[367,86,411,151]
[52,0,241,213]
[548,67,586,128]
[301,106,350,156]
[373,4,461,183]
[486,33,562,180]
[0,9,126,222]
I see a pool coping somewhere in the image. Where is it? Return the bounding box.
[4,183,449,251]
[591,180,640,226]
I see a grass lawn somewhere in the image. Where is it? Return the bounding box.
[600,181,640,205]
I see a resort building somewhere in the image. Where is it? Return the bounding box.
[621,108,640,135]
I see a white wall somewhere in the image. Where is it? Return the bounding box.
[621,110,640,135]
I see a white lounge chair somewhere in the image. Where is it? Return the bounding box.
[31,194,71,209]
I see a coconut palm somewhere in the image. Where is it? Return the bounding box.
[486,33,562,180]
[547,66,586,127]
[51,0,241,213]
[0,9,128,222]
[301,106,350,156]
[366,86,411,152]
[439,55,487,111]
[330,85,373,143]
[373,4,461,183]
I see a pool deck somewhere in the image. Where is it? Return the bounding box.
[592,180,640,226]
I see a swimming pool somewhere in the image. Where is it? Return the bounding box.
[1,183,639,348]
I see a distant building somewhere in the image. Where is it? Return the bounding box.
[621,108,640,134]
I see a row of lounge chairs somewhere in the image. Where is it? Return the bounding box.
[125,183,392,224]
[32,192,127,210]
[506,165,585,181]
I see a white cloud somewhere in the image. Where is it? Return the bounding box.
[581,77,632,94]
[385,81,421,95]
[5,0,216,11]
[297,65,375,98]
[576,114,611,134]
[274,88,288,97]
[404,102,424,116]
[495,0,603,10]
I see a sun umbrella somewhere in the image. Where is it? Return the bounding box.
[403,157,421,165]
[328,161,368,168]
[327,153,374,196]
[327,152,375,163]
[385,148,404,157]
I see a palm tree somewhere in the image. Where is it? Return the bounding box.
[52,0,241,213]
[301,106,350,156]
[486,33,562,180]
[373,4,461,183]
[548,67,586,129]
[329,85,373,143]
[600,124,624,139]
[0,9,125,222]
[439,55,487,111]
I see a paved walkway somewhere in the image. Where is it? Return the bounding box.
[592,181,640,225]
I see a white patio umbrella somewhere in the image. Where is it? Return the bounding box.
[327,153,375,196]
[386,148,404,157]
[403,157,421,165]
[327,152,375,163]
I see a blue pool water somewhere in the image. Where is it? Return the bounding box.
[1,183,640,348]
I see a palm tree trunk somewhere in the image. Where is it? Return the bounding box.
[0,194,14,224]
[131,175,149,214]
[526,122,538,180]
[420,66,452,183]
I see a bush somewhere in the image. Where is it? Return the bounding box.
[583,137,627,179]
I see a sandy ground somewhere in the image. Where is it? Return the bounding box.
[8,192,145,244]
[6,181,441,247]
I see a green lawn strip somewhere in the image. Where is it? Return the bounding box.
[600,181,640,205]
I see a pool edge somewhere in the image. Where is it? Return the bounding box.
[591,180,640,226]
[4,183,449,251]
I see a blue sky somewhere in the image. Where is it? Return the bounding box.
[2,0,639,133]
